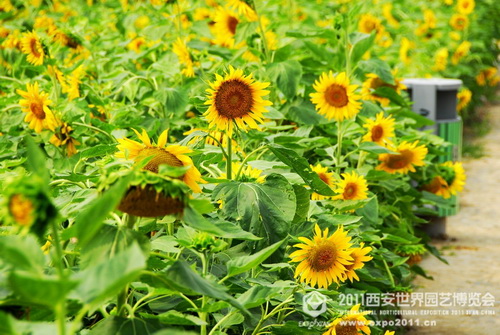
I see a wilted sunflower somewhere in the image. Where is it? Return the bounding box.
[20,31,45,65]
[450,14,469,30]
[362,112,395,147]
[333,171,369,201]
[204,66,271,136]
[341,243,373,282]
[377,141,428,174]
[50,122,80,157]
[311,164,335,200]
[361,73,406,106]
[116,129,205,192]
[17,82,58,133]
[323,304,372,335]
[457,89,472,111]
[457,0,475,14]
[289,224,353,288]
[310,72,362,122]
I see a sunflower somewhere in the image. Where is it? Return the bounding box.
[204,66,271,136]
[173,37,195,77]
[127,36,147,53]
[457,0,475,15]
[476,67,500,86]
[441,161,466,196]
[17,82,58,133]
[422,175,450,198]
[20,31,45,66]
[311,164,335,200]
[212,7,240,47]
[377,141,428,174]
[457,89,472,111]
[450,14,469,30]
[361,73,406,106]
[227,0,257,21]
[289,224,353,288]
[310,72,362,122]
[451,40,471,65]
[323,304,372,335]
[116,129,205,192]
[333,171,369,201]
[50,122,80,157]
[362,112,395,147]
[220,162,265,183]
[358,13,383,37]
[382,3,399,28]
[399,37,413,65]
[8,194,35,227]
[432,48,449,72]
[341,243,373,282]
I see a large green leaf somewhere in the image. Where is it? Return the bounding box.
[237,285,282,309]
[0,311,69,335]
[72,243,146,307]
[226,240,284,278]
[88,316,162,335]
[8,272,78,308]
[359,142,398,154]
[0,235,45,274]
[157,261,247,313]
[267,60,303,99]
[286,98,329,125]
[146,310,206,326]
[358,59,394,84]
[212,174,295,259]
[292,184,310,225]
[350,32,375,65]
[25,136,49,184]
[61,174,131,247]
[268,144,335,196]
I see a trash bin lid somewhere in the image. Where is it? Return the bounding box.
[403,78,462,91]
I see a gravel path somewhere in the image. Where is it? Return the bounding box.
[403,102,500,335]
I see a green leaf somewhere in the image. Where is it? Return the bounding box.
[267,60,303,99]
[356,196,379,225]
[8,272,78,308]
[154,87,188,115]
[373,86,407,107]
[88,316,162,335]
[234,21,258,44]
[398,109,435,128]
[359,142,398,154]
[350,32,375,65]
[0,311,69,335]
[182,206,260,240]
[268,144,335,196]
[286,98,329,125]
[159,261,248,313]
[153,311,206,326]
[237,285,281,309]
[0,235,45,274]
[317,214,362,226]
[73,243,147,306]
[358,59,394,84]
[212,174,295,260]
[62,174,131,247]
[25,136,49,183]
[292,184,310,225]
[79,144,118,158]
[226,240,285,278]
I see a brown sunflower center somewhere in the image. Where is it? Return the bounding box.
[309,243,338,272]
[318,172,330,184]
[335,322,359,335]
[30,38,42,57]
[139,147,184,173]
[30,102,46,119]
[214,79,254,119]
[343,183,358,200]
[227,16,239,35]
[386,149,413,170]
[118,185,184,217]
[371,125,384,142]
[325,84,349,108]
[363,21,377,33]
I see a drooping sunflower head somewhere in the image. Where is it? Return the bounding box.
[457,89,472,111]
[20,31,45,66]
[377,141,428,174]
[310,163,335,200]
[49,122,80,157]
[204,66,271,136]
[289,224,353,289]
[395,244,427,266]
[17,82,59,133]
[310,72,362,122]
[362,112,395,147]
[457,0,475,15]
[116,129,205,193]
[450,14,469,30]
[341,243,373,282]
[361,73,406,106]
[333,171,369,201]
[323,304,372,335]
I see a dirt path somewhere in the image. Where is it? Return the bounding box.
[403,103,500,335]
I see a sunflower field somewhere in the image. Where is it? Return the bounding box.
[0,0,498,334]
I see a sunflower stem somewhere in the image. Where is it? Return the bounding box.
[50,219,68,335]
[235,145,268,180]
[226,133,233,180]
[357,150,367,169]
[336,120,344,173]
[73,122,117,143]
[200,252,210,335]
[382,258,396,287]
[344,13,351,77]
[252,0,271,64]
